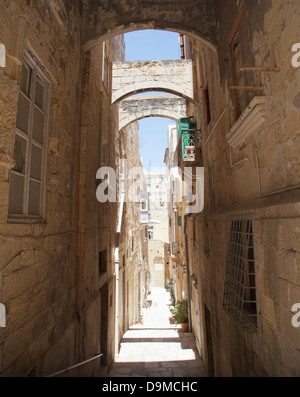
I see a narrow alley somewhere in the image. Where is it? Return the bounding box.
[108,287,206,377]
[0,0,299,380]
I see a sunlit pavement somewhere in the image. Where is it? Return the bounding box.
[108,287,207,377]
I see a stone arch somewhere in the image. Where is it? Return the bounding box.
[119,95,187,131]
[113,83,194,104]
[122,114,177,131]
[112,60,194,104]
[81,0,218,52]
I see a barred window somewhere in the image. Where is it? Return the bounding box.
[8,49,51,221]
[222,219,258,332]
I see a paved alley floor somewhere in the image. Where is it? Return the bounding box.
[108,287,207,377]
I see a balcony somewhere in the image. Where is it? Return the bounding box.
[178,128,202,165]
[177,117,202,165]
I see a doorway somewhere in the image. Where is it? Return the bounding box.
[122,267,127,333]
[100,283,108,369]
[204,304,215,377]
[194,294,202,355]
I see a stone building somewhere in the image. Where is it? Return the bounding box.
[146,171,169,288]
[172,1,300,377]
[0,0,299,378]
[0,1,147,377]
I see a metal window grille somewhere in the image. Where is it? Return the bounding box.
[222,219,258,332]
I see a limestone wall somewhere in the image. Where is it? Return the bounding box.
[187,0,300,376]
[112,60,194,103]
[148,240,166,288]
[81,0,217,51]
[0,0,83,376]
[0,0,143,377]
[119,95,186,131]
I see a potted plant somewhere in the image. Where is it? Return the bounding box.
[136,315,143,325]
[170,299,189,332]
[166,277,176,306]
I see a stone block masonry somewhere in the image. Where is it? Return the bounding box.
[81,0,217,52]
[0,0,82,377]
[119,95,187,130]
[0,0,299,380]
[112,60,194,103]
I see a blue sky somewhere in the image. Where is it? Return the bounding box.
[125,30,181,61]
[124,30,180,171]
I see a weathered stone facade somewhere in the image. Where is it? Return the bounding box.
[112,60,194,103]
[146,171,169,288]
[0,0,83,377]
[173,0,300,377]
[0,0,299,379]
[0,0,148,377]
[119,95,187,131]
[80,0,217,51]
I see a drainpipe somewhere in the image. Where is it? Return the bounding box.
[184,213,192,333]
[114,186,125,358]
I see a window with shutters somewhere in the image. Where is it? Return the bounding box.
[8,50,51,221]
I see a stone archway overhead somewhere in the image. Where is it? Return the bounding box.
[81,0,218,52]
[119,95,187,131]
[112,60,194,104]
